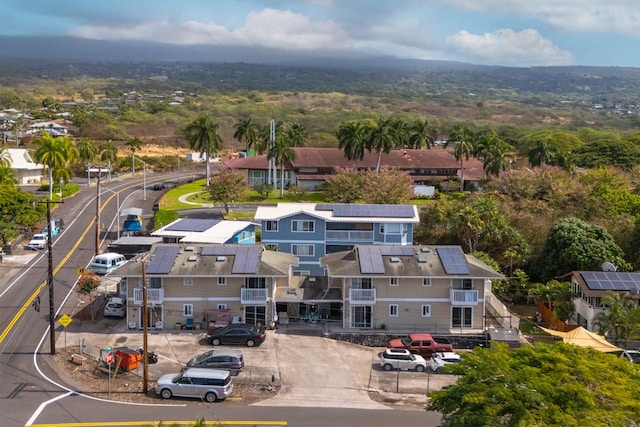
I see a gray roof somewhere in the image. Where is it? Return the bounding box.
[111,243,297,277]
[320,245,503,279]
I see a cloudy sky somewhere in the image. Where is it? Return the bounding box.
[2,0,638,67]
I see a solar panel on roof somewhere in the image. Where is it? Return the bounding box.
[165,218,219,232]
[146,246,180,274]
[316,204,415,218]
[580,271,640,291]
[437,247,470,275]
[359,247,385,274]
[232,246,261,274]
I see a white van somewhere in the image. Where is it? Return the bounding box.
[92,253,126,275]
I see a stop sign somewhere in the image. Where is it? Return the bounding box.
[106,351,113,365]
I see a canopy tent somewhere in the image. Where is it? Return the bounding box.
[540,326,622,353]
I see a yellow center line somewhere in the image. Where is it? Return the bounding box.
[0,192,119,345]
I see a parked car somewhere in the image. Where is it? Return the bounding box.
[103,296,126,318]
[155,368,233,402]
[28,233,48,250]
[92,252,127,275]
[206,324,266,347]
[185,349,244,375]
[428,351,461,373]
[378,348,427,372]
[388,333,453,357]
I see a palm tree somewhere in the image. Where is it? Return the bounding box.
[0,165,17,187]
[268,136,296,198]
[99,140,118,178]
[337,120,369,165]
[0,145,11,167]
[368,117,395,173]
[446,123,473,191]
[77,138,98,165]
[286,122,308,147]
[389,117,410,149]
[528,137,555,167]
[408,119,436,149]
[183,113,222,186]
[593,291,640,346]
[33,134,70,199]
[125,137,142,175]
[233,118,258,154]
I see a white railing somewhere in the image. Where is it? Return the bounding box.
[349,288,376,304]
[326,230,374,241]
[241,288,267,305]
[450,289,478,305]
[133,288,164,305]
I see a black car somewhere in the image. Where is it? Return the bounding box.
[152,183,166,190]
[206,324,266,347]
[185,349,244,375]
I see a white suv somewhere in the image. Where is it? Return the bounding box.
[379,348,427,372]
[28,233,48,250]
[429,351,461,373]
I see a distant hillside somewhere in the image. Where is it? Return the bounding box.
[1,36,640,105]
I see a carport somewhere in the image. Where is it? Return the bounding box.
[274,276,342,323]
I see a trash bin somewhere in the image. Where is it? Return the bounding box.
[115,346,141,371]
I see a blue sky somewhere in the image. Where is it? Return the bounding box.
[2,0,638,67]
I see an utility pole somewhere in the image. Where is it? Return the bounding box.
[141,260,149,394]
[41,198,63,355]
[95,172,101,256]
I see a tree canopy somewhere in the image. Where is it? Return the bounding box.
[428,342,640,427]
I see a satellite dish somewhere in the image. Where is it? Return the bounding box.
[602,262,617,272]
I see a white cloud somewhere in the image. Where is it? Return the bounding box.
[70,8,349,50]
[446,28,574,66]
[439,0,640,36]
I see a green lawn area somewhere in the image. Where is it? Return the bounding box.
[158,178,435,212]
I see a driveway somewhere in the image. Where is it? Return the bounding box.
[254,333,388,409]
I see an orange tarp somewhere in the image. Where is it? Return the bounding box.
[540,326,622,353]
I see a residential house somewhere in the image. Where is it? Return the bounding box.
[25,121,69,136]
[569,271,640,331]
[224,147,484,190]
[152,218,256,245]
[111,244,298,331]
[319,245,504,332]
[254,203,420,277]
[7,148,45,184]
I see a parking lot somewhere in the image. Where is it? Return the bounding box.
[60,315,457,409]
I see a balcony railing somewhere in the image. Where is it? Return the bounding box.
[349,288,376,304]
[326,230,374,242]
[450,289,479,305]
[133,288,164,305]
[241,288,267,305]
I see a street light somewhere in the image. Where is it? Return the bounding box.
[101,187,120,238]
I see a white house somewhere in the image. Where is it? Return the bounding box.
[7,148,45,184]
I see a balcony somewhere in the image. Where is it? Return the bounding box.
[326,230,374,242]
[450,289,479,305]
[133,288,164,305]
[241,288,267,305]
[349,288,376,304]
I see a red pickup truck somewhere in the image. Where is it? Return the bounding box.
[388,333,453,357]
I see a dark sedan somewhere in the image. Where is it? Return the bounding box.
[206,324,266,347]
[185,349,244,375]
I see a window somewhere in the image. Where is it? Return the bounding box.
[453,278,473,289]
[380,223,401,234]
[350,277,372,289]
[292,244,314,256]
[422,278,431,287]
[389,277,399,286]
[421,305,431,317]
[389,304,399,317]
[183,277,193,286]
[452,306,472,328]
[183,304,193,317]
[217,277,227,286]
[292,220,314,232]
[217,304,227,310]
[265,221,278,231]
